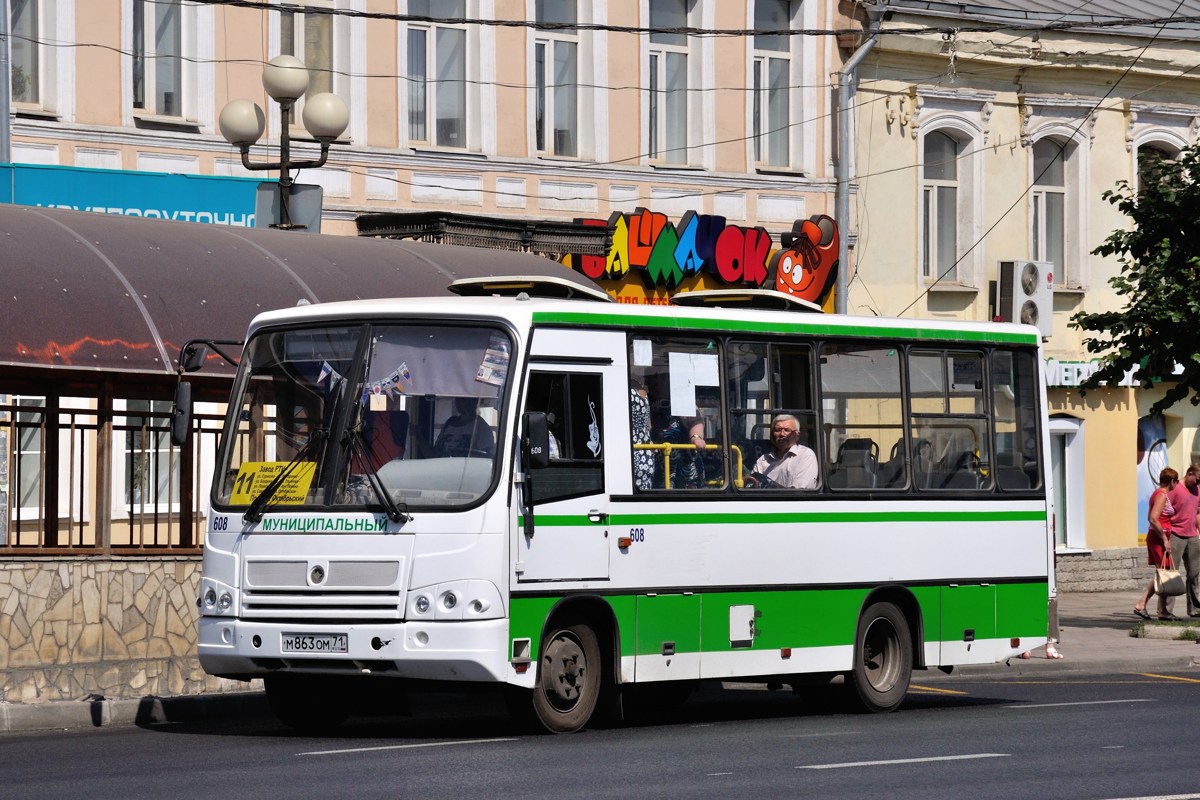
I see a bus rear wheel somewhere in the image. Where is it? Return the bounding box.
[532,621,602,733]
[849,602,912,713]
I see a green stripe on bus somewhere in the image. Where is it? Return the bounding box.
[530,311,1039,345]
[523,509,1047,527]
[510,582,1049,660]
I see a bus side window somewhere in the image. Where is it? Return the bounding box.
[820,343,906,491]
[992,349,1041,490]
[525,371,605,503]
[635,336,726,490]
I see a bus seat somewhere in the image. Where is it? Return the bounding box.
[937,451,980,490]
[831,438,878,489]
[996,466,1030,490]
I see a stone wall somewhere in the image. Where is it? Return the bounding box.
[1055,547,1148,593]
[0,557,254,704]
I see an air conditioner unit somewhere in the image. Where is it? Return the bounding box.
[997,260,1054,337]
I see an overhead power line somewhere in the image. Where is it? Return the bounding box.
[183,0,1200,40]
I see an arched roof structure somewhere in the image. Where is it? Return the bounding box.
[0,204,598,379]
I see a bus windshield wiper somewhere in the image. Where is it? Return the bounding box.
[243,428,326,523]
[345,427,410,523]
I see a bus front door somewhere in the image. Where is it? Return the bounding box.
[516,355,621,583]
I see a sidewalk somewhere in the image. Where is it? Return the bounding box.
[3,591,1199,734]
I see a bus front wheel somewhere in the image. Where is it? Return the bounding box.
[532,621,602,733]
[849,602,912,713]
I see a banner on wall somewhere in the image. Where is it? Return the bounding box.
[0,163,261,226]
[562,208,840,309]
[1136,413,1168,545]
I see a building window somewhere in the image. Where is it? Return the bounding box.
[281,1,334,97]
[116,400,180,514]
[535,0,578,157]
[407,0,468,148]
[648,0,688,165]
[752,0,792,168]
[1032,137,1073,288]
[10,0,39,105]
[6,396,89,528]
[133,0,183,117]
[1136,142,1178,195]
[922,130,960,283]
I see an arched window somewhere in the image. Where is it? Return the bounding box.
[1032,137,1075,287]
[1136,142,1179,195]
[922,130,961,283]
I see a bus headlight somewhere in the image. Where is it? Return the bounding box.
[198,577,237,617]
[407,580,502,620]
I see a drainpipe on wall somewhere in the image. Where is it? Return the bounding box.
[834,2,886,315]
[1,0,11,165]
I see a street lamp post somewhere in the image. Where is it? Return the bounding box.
[219,55,349,230]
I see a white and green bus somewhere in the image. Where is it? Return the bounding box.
[186,278,1053,733]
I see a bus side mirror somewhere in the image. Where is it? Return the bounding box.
[523,412,551,471]
[181,344,209,373]
[171,380,193,447]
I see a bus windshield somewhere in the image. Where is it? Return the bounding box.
[215,322,511,515]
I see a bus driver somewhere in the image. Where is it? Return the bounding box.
[746,413,819,489]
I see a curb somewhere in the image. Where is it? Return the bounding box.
[928,652,1200,680]
[0,692,269,735]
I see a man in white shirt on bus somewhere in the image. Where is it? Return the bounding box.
[747,413,819,489]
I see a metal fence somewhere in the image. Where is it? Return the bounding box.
[1,396,225,553]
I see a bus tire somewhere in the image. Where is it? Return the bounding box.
[265,674,351,732]
[532,621,602,733]
[849,602,912,713]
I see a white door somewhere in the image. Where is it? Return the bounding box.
[515,356,622,582]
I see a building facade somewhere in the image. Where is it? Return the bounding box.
[850,0,1200,587]
[8,1,846,237]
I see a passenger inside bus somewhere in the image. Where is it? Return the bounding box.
[361,407,409,470]
[647,389,707,488]
[434,397,496,457]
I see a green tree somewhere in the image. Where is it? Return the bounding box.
[1071,144,1200,414]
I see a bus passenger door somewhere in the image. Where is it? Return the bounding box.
[516,362,618,582]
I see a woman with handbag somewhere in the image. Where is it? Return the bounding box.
[1134,466,1178,620]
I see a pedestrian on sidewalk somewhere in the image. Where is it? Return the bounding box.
[1134,466,1177,620]
[1165,464,1200,618]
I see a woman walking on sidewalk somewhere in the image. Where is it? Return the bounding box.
[1134,466,1178,620]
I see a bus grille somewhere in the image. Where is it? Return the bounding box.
[242,559,404,620]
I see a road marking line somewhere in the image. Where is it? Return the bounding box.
[796,753,1009,770]
[298,737,517,756]
[1006,699,1155,709]
[909,684,968,695]
[1094,794,1200,800]
[707,772,734,776]
[1138,672,1200,684]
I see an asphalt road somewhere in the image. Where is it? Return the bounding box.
[7,670,1200,800]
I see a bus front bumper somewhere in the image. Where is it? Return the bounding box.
[198,617,512,683]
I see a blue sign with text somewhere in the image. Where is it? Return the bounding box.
[0,163,264,227]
